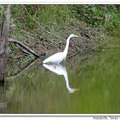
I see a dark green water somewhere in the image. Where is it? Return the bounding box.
[1,35,120,114]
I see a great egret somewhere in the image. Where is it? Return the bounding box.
[43,64,79,94]
[43,34,79,64]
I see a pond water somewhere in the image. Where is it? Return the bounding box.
[1,34,120,114]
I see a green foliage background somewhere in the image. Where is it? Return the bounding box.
[7,5,120,32]
[72,5,120,31]
[0,4,120,36]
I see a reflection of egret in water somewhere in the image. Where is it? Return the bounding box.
[43,64,79,94]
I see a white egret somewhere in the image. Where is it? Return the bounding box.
[43,64,79,94]
[43,34,79,64]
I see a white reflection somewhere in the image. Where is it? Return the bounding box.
[43,64,79,94]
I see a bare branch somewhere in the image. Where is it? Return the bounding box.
[8,39,45,58]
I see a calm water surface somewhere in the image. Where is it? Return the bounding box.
[1,35,120,114]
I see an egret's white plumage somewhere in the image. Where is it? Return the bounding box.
[43,34,79,64]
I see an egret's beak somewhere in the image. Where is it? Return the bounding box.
[74,88,80,92]
[74,35,79,38]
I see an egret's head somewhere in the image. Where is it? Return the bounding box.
[69,34,79,38]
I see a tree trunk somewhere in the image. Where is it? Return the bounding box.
[0,5,11,84]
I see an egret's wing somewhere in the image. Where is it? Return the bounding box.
[43,52,62,63]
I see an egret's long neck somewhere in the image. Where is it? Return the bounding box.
[63,36,71,56]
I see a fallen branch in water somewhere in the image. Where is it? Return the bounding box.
[8,38,46,58]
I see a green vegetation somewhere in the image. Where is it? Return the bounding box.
[72,5,120,31]
[9,5,120,33]
[11,5,71,32]
[0,5,120,41]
